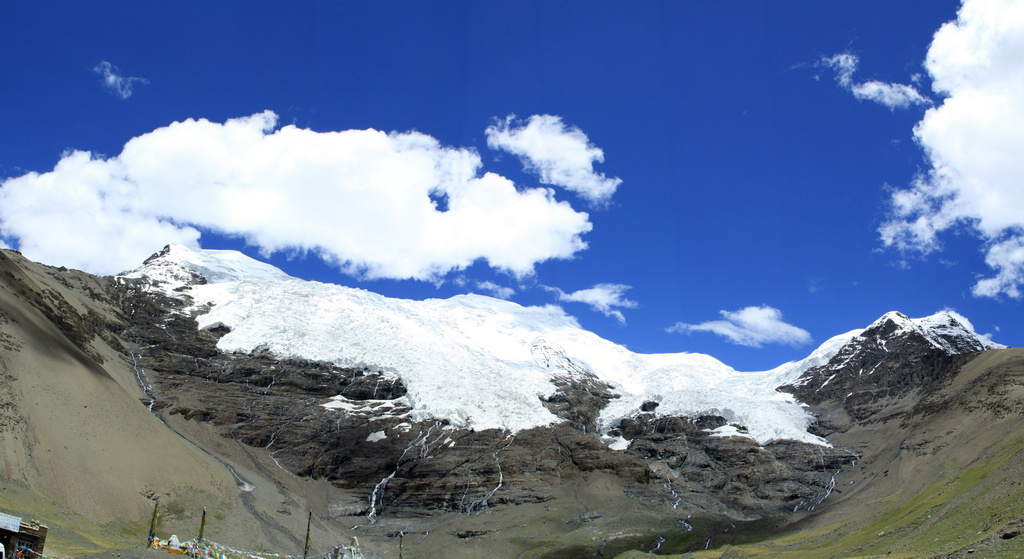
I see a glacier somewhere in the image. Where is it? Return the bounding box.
[121,244,992,446]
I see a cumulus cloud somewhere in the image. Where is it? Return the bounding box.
[820,53,932,109]
[879,0,1024,298]
[667,306,812,348]
[93,61,148,99]
[973,236,1024,298]
[545,283,638,324]
[475,281,516,300]
[0,111,599,278]
[486,114,622,205]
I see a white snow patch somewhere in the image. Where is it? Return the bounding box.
[604,435,631,451]
[709,424,747,439]
[818,373,838,390]
[366,431,387,443]
[321,396,411,419]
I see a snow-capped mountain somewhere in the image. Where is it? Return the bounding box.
[122,245,825,444]
[121,244,1002,446]
[781,310,1004,421]
[5,244,1020,557]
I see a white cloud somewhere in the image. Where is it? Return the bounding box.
[0,111,595,278]
[545,283,637,324]
[486,114,622,205]
[973,236,1024,298]
[475,281,516,300]
[93,61,148,100]
[820,53,932,109]
[667,306,812,348]
[879,0,1024,298]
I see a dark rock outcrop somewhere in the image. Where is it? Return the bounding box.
[611,412,858,516]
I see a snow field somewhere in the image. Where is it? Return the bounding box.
[125,245,999,447]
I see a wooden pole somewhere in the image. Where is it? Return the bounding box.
[197,508,207,542]
[147,498,160,548]
[302,511,311,559]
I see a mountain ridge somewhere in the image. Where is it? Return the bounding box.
[2,244,1021,558]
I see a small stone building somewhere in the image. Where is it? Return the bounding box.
[0,513,47,557]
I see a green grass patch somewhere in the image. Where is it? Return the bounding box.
[0,478,148,557]
[615,434,1024,559]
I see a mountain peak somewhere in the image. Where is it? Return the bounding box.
[120,243,292,292]
[863,310,1003,354]
[782,310,1004,417]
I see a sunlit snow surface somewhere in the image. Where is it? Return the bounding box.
[121,245,992,446]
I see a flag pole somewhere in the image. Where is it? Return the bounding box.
[302,510,312,559]
[198,508,207,542]
[147,497,161,548]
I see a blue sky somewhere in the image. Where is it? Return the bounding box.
[2,1,1021,371]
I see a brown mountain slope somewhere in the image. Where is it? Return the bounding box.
[806,347,1024,557]
[0,250,328,554]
